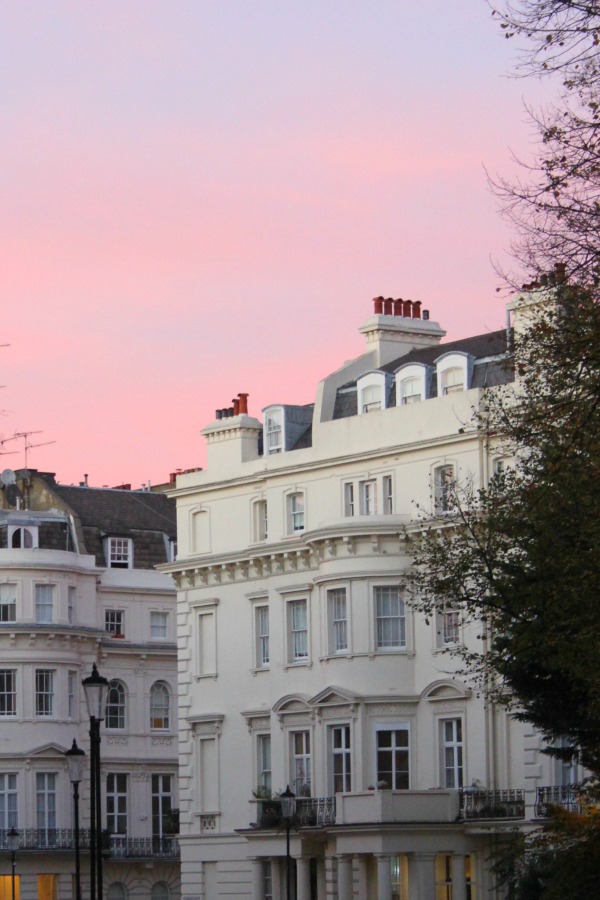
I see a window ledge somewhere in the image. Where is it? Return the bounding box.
[251,666,270,676]
[283,660,312,671]
[195,672,218,681]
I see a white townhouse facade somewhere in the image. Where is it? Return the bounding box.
[0,470,180,900]
[165,294,576,900]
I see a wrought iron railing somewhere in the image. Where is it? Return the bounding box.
[109,835,180,858]
[0,829,179,857]
[535,784,583,818]
[459,789,525,819]
[255,797,336,828]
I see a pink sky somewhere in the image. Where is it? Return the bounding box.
[0,1,551,487]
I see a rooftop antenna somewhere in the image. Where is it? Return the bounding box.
[13,430,56,468]
[0,435,18,457]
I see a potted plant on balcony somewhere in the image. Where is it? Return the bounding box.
[252,786,282,828]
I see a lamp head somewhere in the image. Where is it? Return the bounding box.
[82,663,109,721]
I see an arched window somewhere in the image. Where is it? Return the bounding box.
[361,384,382,413]
[400,376,421,404]
[151,883,170,900]
[107,884,128,900]
[442,366,464,394]
[106,681,126,730]
[150,682,170,731]
[10,526,37,549]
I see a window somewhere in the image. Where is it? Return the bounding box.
[331,725,351,793]
[438,606,460,646]
[263,861,273,900]
[375,586,406,650]
[9,525,38,549]
[442,366,464,394]
[151,611,168,640]
[344,482,355,517]
[287,492,305,533]
[383,475,393,514]
[107,885,128,900]
[255,606,269,668]
[196,606,217,677]
[68,671,77,720]
[0,671,16,717]
[287,599,308,663]
[106,681,126,730]
[291,731,311,796]
[151,884,170,900]
[107,774,128,834]
[106,537,133,569]
[360,480,377,516]
[376,726,409,789]
[440,719,463,788]
[0,585,16,623]
[328,588,347,654]
[434,464,455,514]
[35,670,54,717]
[257,734,272,794]
[168,540,177,562]
[152,774,173,838]
[265,408,283,454]
[400,376,422,404]
[35,585,54,624]
[435,855,453,900]
[391,856,409,900]
[466,855,476,900]
[67,586,75,624]
[253,500,268,541]
[38,874,58,900]
[150,682,170,730]
[0,773,18,828]
[36,773,56,831]
[105,609,125,637]
[361,384,382,413]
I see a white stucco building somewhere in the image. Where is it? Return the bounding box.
[165,295,574,900]
[0,470,179,900]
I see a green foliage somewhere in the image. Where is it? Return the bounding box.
[405,287,600,773]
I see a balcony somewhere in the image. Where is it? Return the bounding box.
[535,784,583,818]
[0,829,179,858]
[254,798,336,829]
[459,789,525,820]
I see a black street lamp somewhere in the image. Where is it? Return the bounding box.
[279,786,296,900]
[65,739,86,900]
[82,664,109,900]
[6,827,18,900]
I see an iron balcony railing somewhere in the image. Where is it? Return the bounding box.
[0,829,179,858]
[255,797,336,829]
[535,784,583,818]
[459,789,525,820]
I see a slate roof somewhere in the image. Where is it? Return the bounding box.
[332,328,514,420]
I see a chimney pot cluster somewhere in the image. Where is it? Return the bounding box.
[372,296,423,319]
[522,262,567,291]
[215,392,249,420]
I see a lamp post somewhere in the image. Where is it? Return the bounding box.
[82,664,109,900]
[6,827,18,900]
[279,785,296,900]
[65,739,86,900]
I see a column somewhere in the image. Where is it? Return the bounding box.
[336,854,353,899]
[296,857,312,900]
[354,855,368,900]
[411,852,437,900]
[375,854,392,900]
[452,854,468,900]
[250,858,263,900]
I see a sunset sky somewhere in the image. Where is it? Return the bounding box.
[1,2,551,487]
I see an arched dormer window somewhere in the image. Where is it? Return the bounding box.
[150,681,170,731]
[356,372,390,415]
[106,680,126,730]
[435,352,473,397]
[394,363,431,405]
[8,526,38,549]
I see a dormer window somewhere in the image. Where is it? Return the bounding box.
[442,367,464,394]
[357,372,390,415]
[8,525,38,549]
[264,408,283,454]
[435,352,473,398]
[361,385,382,413]
[394,363,431,406]
[105,537,133,569]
